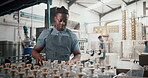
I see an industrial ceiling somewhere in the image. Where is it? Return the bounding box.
[0,0,140,17]
[67,0,140,17]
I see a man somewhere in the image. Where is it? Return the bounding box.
[98,36,106,66]
[32,6,81,64]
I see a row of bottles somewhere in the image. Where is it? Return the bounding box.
[0,60,115,78]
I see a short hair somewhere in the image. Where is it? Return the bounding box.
[98,36,102,39]
[56,6,69,15]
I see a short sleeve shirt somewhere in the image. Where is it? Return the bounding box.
[36,27,80,52]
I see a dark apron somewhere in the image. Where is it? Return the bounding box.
[100,40,106,60]
[45,28,72,62]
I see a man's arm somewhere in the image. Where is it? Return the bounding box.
[32,29,49,65]
[32,45,45,65]
[71,50,81,63]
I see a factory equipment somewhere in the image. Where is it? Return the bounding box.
[0,41,17,64]
[78,38,88,51]
[0,41,16,57]
[22,26,35,55]
[122,4,127,40]
[131,11,136,40]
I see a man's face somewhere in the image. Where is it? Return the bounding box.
[99,38,103,41]
[54,13,68,31]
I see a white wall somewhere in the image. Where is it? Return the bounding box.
[102,0,148,40]
[99,0,148,57]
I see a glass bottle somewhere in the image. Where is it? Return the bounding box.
[58,64,65,76]
[0,66,3,75]
[5,63,10,68]
[11,64,17,70]
[19,62,25,69]
[78,66,83,73]
[33,65,39,70]
[10,70,17,78]
[88,68,98,78]
[17,65,23,72]
[51,62,55,69]
[83,62,90,75]
[63,71,70,78]
[27,75,35,78]
[77,73,84,78]
[52,68,58,74]
[53,74,61,78]
[18,72,25,78]
[41,72,48,78]
[68,65,76,78]
[43,61,48,67]
[42,67,48,72]
[3,68,10,76]
[24,67,30,76]
[26,64,32,69]
[32,69,38,77]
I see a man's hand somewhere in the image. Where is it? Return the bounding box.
[71,50,81,63]
[32,46,45,66]
[34,53,45,66]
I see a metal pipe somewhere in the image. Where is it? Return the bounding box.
[30,6,33,40]
[18,11,20,62]
[47,0,51,28]
[0,0,15,7]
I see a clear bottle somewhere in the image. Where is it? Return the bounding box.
[53,74,61,78]
[18,72,25,78]
[43,61,48,67]
[82,62,89,76]
[5,63,10,68]
[27,75,35,78]
[3,68,10,75]
[26,64,32,69]
[42,67,48,72]
[51,62,55,69]
[76,73,84,78]
[52,60,58,68]
[98,67,105,76]
[24,67,30,76]
[11,64,17,70]
[78,66,83,73]
[19,62,25,69]
[94,64,99,69]
[33,65,39,70]
[63,71,70,78]
[0,66,4,75]
[41,72,48,78]
[31,69,38,77]
[17,65,23,72]
[68,65,76,78]
[88,68,98,78]
[47,59,51,68]
[52,68,58,74]
[10,70,17,78]
[58,64,66,76]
